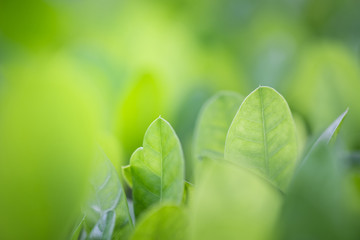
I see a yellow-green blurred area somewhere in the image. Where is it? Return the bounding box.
[2,0,360,163]
[1,0,360,239]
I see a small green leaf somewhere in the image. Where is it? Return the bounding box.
[130,204,187,240]
[302,109,349,165]
[316,108,348,145]
[225,86,297,192]
[130,117,185,218]
[193,91,243,161]
[84,149,133,240]
[122,165,133,188]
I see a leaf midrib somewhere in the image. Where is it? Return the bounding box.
[259,88,269,175]
[159,121,163,201]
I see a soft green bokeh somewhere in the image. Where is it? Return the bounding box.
[0,62,100,239]
[1,0,360,239]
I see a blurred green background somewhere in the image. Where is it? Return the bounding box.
[1,0,360,239]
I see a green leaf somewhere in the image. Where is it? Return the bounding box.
[280,109,355,239]
[88,210,116,240]
[190,159,281,240]
[316,108,348,145]
[281,144,356,240]
[70,215,85,240]
[302,108,348,165]
[225,86,297,192]
[130,117,185,218]
[84,149,133,240]
[130,204,187,240]
[193,91,243,161]
[122,165,133,188]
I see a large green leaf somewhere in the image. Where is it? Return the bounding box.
[190,159,281,240]
[280,111,358,239]
[225,86,297,192]
[280,144,357,240]
[130,117,185,218]
[83,149,133,240]
[130,204,187,240]
[193,91,243,161]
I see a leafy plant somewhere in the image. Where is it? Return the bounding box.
[75,86,359,240]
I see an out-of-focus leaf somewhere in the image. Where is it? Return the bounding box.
[130,118,185,218]
[0,75,99,240]
[83,149,133,240]
[71,215,85,240]
[193,91,243,161]
[130,204,188,240]
[344,166,360,237]
[122,165,133,188]
[302,108,348,165]
[172,86,213,182]
[316,108,348,145]
[88,211,116,240]
[225,86,297,192]
[190,159,281,240]
[280,144,357,240]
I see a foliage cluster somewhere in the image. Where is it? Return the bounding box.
[73,87,360,240]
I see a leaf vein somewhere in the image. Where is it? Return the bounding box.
[259,88,269,174]
[269,141,288,158]
[265,116,286,134]
[138,182,160,198]
[233,134,263,144]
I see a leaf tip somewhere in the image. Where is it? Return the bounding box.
[130,147,144,163]
[153,116,172,127]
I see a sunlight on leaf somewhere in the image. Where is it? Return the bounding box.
[225,86,298,192]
